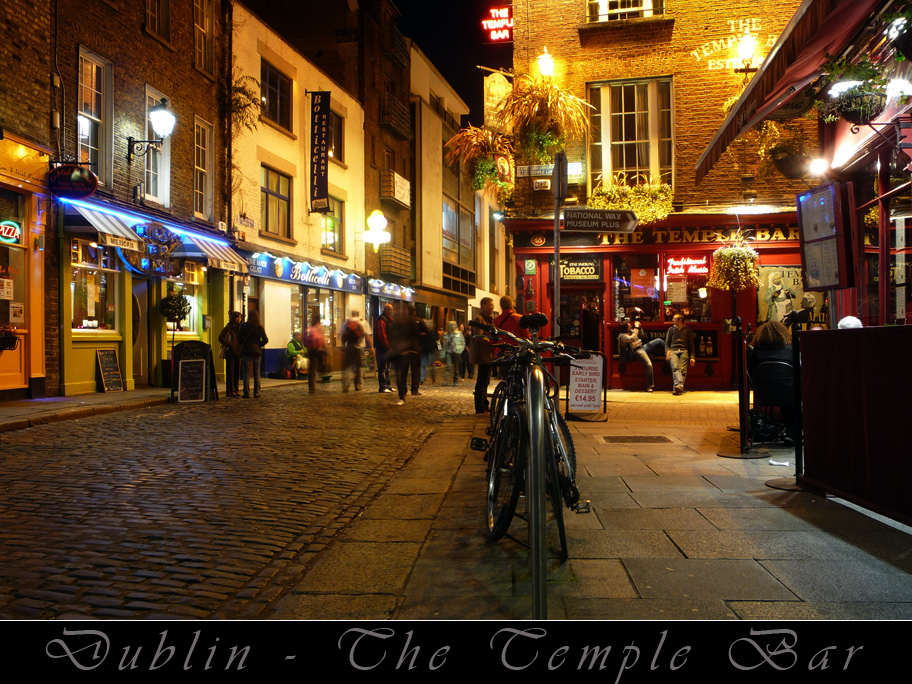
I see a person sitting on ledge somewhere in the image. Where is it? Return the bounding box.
[617,320,666,392]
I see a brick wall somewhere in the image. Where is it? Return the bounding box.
[510,0,814,215]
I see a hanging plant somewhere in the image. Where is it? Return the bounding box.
[588,174,673,225]
[706,230,761,292]
[159,293,192,322]
[445,125,514,206]
[493,75,591,162]
[886,7,912,62]
[816,54,888,125]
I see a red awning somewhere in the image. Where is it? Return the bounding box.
[694,0,885,184]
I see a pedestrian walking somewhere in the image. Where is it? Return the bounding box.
[341,309,371,392]
[458,323,473,379]
[238,310,268,398]
[470,297,495,413]
[389,304,421,405]
[218,311,243,397]
[374,303,394,393]
[665,314,696,395]
[303,312,329,395]
[443,321,465,385]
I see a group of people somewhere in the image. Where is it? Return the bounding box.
[218,310,268,399]
[616,313,696,395]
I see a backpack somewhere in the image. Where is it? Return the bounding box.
[342,319,364,345]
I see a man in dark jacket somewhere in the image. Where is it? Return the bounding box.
[389,304,422,404]
[374,303,394,393]
[238,310,268,398]
[665,314,695,395]
[470,297,496,413]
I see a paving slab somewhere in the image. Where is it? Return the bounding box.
[624,558,798,601]
[759,558,912,602]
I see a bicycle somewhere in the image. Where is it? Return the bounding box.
[470,313,591,561]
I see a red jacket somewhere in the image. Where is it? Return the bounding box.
[493,309,529,340]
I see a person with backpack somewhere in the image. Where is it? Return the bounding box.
[341,309,371,392]
[238,310,268,398]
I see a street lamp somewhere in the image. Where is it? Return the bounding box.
[734,32,759,84]
[538,47,554,79]
[364,210,391,252]
[127,98,176,161]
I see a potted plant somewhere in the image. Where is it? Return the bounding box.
[0,325,19,351]
[816,54,888,125]
[444,125,515,206]
[493,75,591,163]
[587,173,674,225]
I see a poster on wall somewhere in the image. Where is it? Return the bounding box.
[757,265,828,329]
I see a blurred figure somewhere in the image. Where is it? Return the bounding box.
[469,297,495,413]
[419,318,438,384]
[341,309,371,392]
[443,321,465,385]
[374,303,394,393]
[617,320,665,392]
[304,312,328,395]
[389,304,422,405]
[458,323,473,379]
[239,310,268,398]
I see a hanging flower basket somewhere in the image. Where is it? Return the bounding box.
[836,91,887,125]
[0,334,19,351]
[771,152,809,180]
[706,231,761,293]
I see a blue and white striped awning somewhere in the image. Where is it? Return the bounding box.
[174,234,249,273]
[71,204,144,252]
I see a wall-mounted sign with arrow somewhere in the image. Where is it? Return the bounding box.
[562,207,638,233]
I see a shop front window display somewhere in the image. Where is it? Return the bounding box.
[612,254,660,321]
[70,238,118,330]
[663,253,711,322]
[613,253,712,323]
[165,281,196,333]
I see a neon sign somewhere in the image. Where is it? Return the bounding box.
[482,7,513,42]
[0,221,22,245]
[666,256,709,275]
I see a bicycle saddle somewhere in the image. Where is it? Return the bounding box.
[520,312,549,331]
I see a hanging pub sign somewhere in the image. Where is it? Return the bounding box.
[122,222,185,277]
[310,91,331,213]
[47,163,98,200]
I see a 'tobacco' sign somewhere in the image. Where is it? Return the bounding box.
[569,356,603,412]
[563,208,638,233]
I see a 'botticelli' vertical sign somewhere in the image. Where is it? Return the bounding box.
[310,91,331,213]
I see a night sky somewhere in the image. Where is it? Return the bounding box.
[395,0,513,126]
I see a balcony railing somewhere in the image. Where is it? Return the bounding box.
[587,0,665,22]
[379,243,413,279]
[384,25,410,69]
[381,93,412,140]
[380,168,411,208]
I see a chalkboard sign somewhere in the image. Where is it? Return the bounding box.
[171,341,219,401]
[96,349,124,392]
[178,359,206,403]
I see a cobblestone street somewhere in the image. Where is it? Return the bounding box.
[0,380,475,619]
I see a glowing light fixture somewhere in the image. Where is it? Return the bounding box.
[734,32,759,83]
[537,47,554,78]
[364,210,391,252]
[127,98,176,162]
[809,158,829,176]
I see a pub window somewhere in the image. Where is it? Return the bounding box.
[78,50,111,186]
[261,60,292,131]
[612,254,660,322]
[611,253,711,323]
[70,238,119,331]
[662,254,711,322]
[166,280,197,333]
[322,197,344,254]
[260,166,291,238]
[588,78,673,190]
[587,0,665,23]
[146,0,171,42]
[193,0,214,74]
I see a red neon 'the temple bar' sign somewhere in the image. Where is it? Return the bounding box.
[482,7,513,43]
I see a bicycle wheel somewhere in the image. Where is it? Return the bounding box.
[550,409,579,508]
[545,433,568,562]
[486,405,526,541]
[489,380,507,433]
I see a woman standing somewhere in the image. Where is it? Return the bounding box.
[239,310,268,398]
[218,311,243,396]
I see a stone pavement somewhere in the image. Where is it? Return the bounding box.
[2,379,911,620]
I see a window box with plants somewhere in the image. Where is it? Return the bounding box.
[0,325,19,351]
[587,173,674,225]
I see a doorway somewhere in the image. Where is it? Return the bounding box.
[558,288,603,352]
[132,279,151,386]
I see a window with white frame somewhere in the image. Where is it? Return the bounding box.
[166,279,197,333]
[328,110,344,162]
[193,0,214,74]
[587,0,665,22]
[145,88,171,207]
[78,50,111,185]
[146,0,171,42]
[321,197,344,254]
[260,166,291,238]
[588,78,673,190]
[194,118,213,219]
[261,60,292,130]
